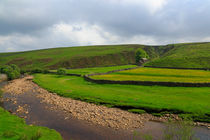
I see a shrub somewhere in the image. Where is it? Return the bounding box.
[20,69,27,74]
[57,68,67,75]
[31,68,43,74]
[10,64,20,73]
[43,69,50,74]
[135,48,149,63]
[0,65,21,80]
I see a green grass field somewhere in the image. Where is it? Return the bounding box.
[0,107,62,140]
[33,74,210,122]
[90,67,210,83]
[51,65,137,75]
[145,42,210,68]
[0,42,209,70]
[0,45,147,70]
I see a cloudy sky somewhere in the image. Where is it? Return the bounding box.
[0,0,210,52]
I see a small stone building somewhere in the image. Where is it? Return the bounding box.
[138,58,148,65]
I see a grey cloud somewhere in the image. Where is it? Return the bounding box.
[0,0,210,52]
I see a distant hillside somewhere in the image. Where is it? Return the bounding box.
[0,45,158,70]
[0,42,209,70]
[146,42,210,69]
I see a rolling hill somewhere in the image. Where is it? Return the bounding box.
[0,42,209,70]
[0,45,160,70]
[145,42,210,68]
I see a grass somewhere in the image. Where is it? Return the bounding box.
[0,107,62,140]
[146,42,210,68]
[90,67,210,83]
[0,42,209,70]
[0,45,147,70]
[33,74,210,122]
[51,65,137,76]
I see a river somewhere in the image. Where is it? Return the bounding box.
[0,81,209,140]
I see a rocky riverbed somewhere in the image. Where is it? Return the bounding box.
[2,76,210,131]
[0,74,7,82]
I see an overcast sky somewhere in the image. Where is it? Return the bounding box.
[0,0,210,52]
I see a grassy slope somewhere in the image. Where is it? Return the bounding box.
[91,67,210,83]
[146,42,210,68]
[33,74,210,122]
[0,42,209,70]
[0,45,149,70]
[51,65,137,76]
[0,107,62,140]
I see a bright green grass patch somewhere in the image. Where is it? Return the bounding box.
[90,67,210,83]
[33,74,210,122]
[0,107,62,140]
[51,65,137,76]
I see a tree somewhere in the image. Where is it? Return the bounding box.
[135,48,149,63]
[0,64,21,80]
[10,64,20,73]
[57,68,67,75]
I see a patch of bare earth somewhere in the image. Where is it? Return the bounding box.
[3,76,210,130]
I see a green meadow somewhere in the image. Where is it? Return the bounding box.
[51,65,137,75]
[90,67,210,83]
[0,107,62,140]
[33,74,210,122]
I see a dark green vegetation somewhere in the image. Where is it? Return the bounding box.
[0,42,210,70]
[90,67,210,83]
[57,68,67,75]
[135,48,149,63]
[52,65,137,76]
[0,64,20,80]
[145,42,210,68]
[0,107,62,140]
[33,74,210,122]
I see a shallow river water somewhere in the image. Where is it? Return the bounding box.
[0,82,209,140]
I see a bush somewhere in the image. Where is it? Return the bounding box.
[43,69,50,74]
[57,68,67,75]
[0,64,21,80]
[10,64,20,73]
[31,68,43,74]
[135,48,149,63]
[20,69,27,74]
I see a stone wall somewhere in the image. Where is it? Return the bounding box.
[144,66,210,71]
[84,75,210,87]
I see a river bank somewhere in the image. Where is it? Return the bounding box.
[1,76,210,140]
[0,74,7,82]
[2,76,184,130]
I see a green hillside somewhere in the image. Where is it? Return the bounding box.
[0,42,209,70]
[146,42,210,68]
[0,45,152,70]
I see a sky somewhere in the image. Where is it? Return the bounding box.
[0,0,210,52]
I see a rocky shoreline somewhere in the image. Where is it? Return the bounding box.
[2,76,210,130]
[0,74,7,82]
